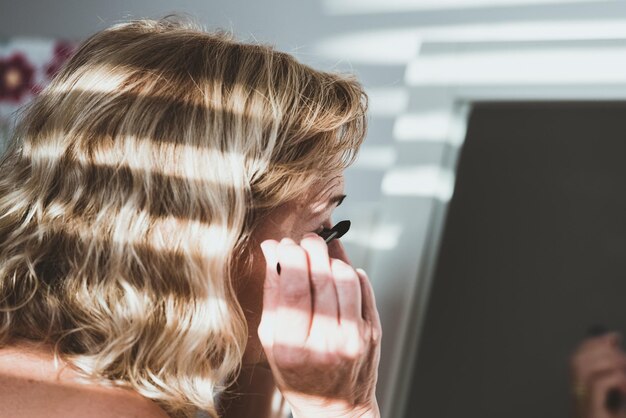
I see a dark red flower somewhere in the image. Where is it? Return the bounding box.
[45,40,77,80]
[0,53,35,103]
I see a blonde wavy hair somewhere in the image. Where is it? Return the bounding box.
[0,16,367,418]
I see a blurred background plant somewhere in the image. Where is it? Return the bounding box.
[0,38,76,151]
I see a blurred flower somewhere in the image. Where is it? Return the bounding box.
[0,53,35,103]
[45,40,76,79]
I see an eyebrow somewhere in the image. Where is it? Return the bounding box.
[329,194,347,207]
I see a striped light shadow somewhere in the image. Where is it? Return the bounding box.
[49,63,128,95]
[22,130,261,187]
[314,29,421,65]
[312,18,626,69]
[352,145,397,170]
[34,224,233,332]
[40,196,234,258]
[322,0,606,15]
[406,45,626,86]
[261,305,367,352]
[340,223,403,251]
[381,165,456,201]
[393,110,465,146]
[366,87,410,117]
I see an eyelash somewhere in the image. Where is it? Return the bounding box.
[314,220,333,234]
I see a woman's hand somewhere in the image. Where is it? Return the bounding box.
[571,333,626,418]
[258,234,382,418]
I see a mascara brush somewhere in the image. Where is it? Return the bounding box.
[276,220,351,274]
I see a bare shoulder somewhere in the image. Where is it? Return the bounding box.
[0,374,171,418]
[64,386,172,418]
[0,341,171,418]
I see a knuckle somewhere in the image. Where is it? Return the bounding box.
[279,242,307,262]
[339,328,365,358]
[360,323,372,340]
[281,280,311,302]
[334,276,359,292]
[310,273,333,287]
[281,282,310,303]
[371,324,382,343]
[348,340,368,358]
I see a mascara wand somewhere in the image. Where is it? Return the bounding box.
[276,220,351,274]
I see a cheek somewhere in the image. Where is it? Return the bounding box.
[257,223,312,244]
[235,246,266,321]
[253,211,307,243]
[247,244,267,290]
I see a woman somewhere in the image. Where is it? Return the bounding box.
[0,16,381,418]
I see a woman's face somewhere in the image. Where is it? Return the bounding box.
[238,174,350,366]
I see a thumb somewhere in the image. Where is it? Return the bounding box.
[258,239,279,349]
[260,239,279,291]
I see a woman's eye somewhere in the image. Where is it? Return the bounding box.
[313,222,331,234]
[315,220,335,234]
[311,217,333,235]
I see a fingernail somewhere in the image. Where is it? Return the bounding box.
[280,237,295,245]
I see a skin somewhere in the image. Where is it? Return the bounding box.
[0,340,170,418]
[571,333,626,418]
[226,174,382,418]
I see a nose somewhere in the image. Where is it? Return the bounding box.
[327,238,352,265]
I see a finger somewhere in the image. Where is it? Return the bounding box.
[574,345,626,377]
[330,258,362,325]
[606,332,622,348]
[258,240,279,350]
[275,239,312,346]
[300,233,338,322]
[578,359,626,384]
[577,353,626,388]
[577,333,623,355]
[328,238,352,265]
[356,268,382,342]
[578,343,625,363]
[590,370,626,410]
[260,240,280,308]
